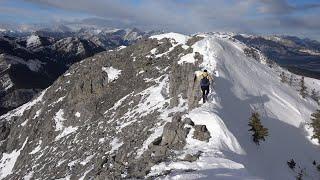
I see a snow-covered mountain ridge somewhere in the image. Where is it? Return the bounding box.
[0,32,319,179]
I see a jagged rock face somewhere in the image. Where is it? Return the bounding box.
[51,37,105,66]
[0,35,210,179]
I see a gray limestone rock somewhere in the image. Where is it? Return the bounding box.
[183,117,195,126]
[193,125,211,142]
[0,34,206,179]
[183,151,202,162]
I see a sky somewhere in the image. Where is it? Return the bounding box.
[0,0,319,40]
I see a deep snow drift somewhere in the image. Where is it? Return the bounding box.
[148,33,320,179]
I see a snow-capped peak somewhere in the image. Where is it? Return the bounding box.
[150,32,190,45]
[26,35,41,48]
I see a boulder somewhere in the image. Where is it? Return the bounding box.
[193,125,211,142]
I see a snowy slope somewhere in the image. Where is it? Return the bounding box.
[0,32,319,180]
[148,33,320,179]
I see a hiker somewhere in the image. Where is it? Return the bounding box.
[199,69,213,103]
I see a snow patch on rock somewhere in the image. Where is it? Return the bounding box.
[54,109,66,131]
[75,112,81,118]
[0,88,47,121]
[110,138,123,153]
[0,138,28,179]
[102,66,122,82]
[55,126,78,141]
[29,140,42,155]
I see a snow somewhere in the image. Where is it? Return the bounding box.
[0,89,47,121]
[56,175,71,180]
[55,87,62,92]
[150,33,191,58]
[26,59,44,72]
[0,138,28,179]
[55,126,78,141]
[135,92,187,159]
[299,49,320,56]
[23,171,34,180]
[64,73,72,77]
[150,32,190,45]
[148,33,320,179]
[3,32,319,179]
[26,35,41,47]
[80,154,95,166]
[2,76,13,91]
[33,109,42,119]
[136,126,164,158]
[2,55,44,72]
[104,92,134,115]
[109,138,123,153]
[68,159,79,167]
[56,96,66,103]
[75,112,81,118]
[102,66,122,83]
[20,119,28,127]
[79,166,94,180]
[99,138,106,143]
[113,76,170,132]
[29,140,42,155]
[117,46,127,51]
[149,104,249,179]
[54,109,66,131]
[178,36,218,71]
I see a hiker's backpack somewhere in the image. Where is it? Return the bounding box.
[200,76,210,86]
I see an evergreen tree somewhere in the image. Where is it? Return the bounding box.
[289,74,294,86]
[311,89,319,104]
[310,109,320,143]
[299,77,308,98]
[280,72,287,83]
[296,170,303,180]
[248,112,268,145]
[287,159,296,169]
[313,160,316,166]
[317,164,320,172]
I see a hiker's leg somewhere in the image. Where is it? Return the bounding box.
[206,86,210,96]
[201,86,206,103]
[203,86,209,102]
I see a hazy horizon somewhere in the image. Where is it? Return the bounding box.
[0,0,319,40]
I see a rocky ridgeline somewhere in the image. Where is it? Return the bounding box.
[0,35,211,179]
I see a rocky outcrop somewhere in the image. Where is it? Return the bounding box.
[183,151,202,162]
[159,114,190,150]
[193,125,211,142]
[0,34,212,179]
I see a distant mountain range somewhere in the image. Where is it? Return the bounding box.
[0,27,159,115]
[233,34,320,79]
